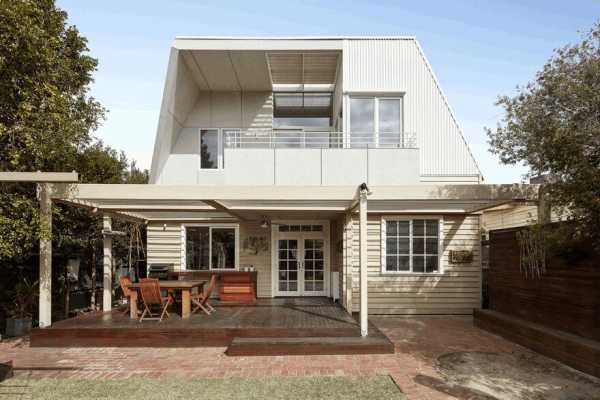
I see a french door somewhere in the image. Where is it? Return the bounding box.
[273,223,329,297]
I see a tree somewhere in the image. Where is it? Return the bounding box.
[0,1,149,317]
[0,1,148,261]
[486,22,600,248]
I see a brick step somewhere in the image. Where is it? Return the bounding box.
[226,335,394,356]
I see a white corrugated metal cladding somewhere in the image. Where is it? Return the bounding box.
[343,38,481,180]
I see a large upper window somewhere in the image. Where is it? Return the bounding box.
[382,218,441,273]
[349,96,403,148]
[185,225,238,270]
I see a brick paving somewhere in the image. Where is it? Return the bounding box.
[0,316,532,399]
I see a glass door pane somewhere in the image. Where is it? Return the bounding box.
[349,98,375,148]
[278,239,298,293]
[303,239,324,293]
[378,98,402,147]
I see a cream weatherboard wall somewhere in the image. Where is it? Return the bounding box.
[147,221,272,297]
[343,38,481,182]
[481,205,538,232]
[347,214,481,315]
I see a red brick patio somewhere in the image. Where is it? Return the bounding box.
[0,317,580,400]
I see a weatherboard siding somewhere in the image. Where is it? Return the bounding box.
[349,214,481,315]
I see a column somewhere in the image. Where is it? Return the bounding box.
[38,183,52,328]
[103,214,112,312]
[359,188,368,336]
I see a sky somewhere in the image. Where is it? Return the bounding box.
[57,0,600,183]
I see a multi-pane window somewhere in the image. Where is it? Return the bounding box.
[383,219,440,273]
[185,226,237,270]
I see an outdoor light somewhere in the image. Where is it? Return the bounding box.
[260,218,269,229]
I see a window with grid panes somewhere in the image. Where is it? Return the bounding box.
[384,219,440,273]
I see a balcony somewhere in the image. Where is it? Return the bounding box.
[191,131,421,186]
[223,130,417,149]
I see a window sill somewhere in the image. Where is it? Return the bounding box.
[379,271,444,277]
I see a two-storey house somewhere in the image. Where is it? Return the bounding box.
[37,37,538,337]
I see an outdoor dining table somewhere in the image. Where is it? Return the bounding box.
[126,280,205,320]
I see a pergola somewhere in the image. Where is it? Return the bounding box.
[0,172,541,335]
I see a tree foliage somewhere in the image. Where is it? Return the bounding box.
[487,22,600,247]
[0,0,148,263]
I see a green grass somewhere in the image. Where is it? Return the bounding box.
[0,376,405,400]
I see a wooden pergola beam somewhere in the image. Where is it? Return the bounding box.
[203,200,248,221]
[0,171,78,182]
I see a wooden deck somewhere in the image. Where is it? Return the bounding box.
[30,298,394,355]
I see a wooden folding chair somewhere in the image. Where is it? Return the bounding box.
[191,274,217,315]
[119,276,136,315]
[138,278,173,322]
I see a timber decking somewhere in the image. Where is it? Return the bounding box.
[30,298,393,354]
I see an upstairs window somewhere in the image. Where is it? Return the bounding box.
[200,129,222,169]
[349,96,403,148]
[382,218,441,274]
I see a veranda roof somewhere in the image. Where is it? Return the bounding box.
[49,184,541,222]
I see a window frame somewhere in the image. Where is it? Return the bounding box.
[380,215,444,275]
[181,223,240,271]
[347,95,404,148]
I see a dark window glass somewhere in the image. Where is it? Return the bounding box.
[426,256,439,273]
[398,256,410,271]
[386,256,398,271]
[426,220,439,236]
[413,238,425,254]
[413,219,425,236]
[211,228,236,269]
[387,220,398,235]
[413,256,425,272]
[426,238,438,255]
[398,238,410,253]
[398,221,410,236]
[186,227,209,270]
[200,129,219,169]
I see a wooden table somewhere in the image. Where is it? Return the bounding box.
[127,280,205,320]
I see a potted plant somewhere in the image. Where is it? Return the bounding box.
[5,278,37,337]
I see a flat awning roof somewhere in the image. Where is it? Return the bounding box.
[49,184,540,222]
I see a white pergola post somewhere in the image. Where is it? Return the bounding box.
[38,183,52,328]
[359,187,368,336]
[102,215,113,312]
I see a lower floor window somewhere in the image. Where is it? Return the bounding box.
[383,218,441,273]
[185,225,237,270]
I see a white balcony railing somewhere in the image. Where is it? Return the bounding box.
[223,131,417,149]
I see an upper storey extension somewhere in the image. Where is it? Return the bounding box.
[150,37,481,185]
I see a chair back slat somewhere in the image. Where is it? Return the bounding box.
[139,278,162,306]
[119,276,132,297]
[202,274,218,304]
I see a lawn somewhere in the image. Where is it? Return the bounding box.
[0,376,405,400]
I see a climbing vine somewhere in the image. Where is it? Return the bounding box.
[516,227,547,279]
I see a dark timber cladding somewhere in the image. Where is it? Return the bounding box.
[487,227,600,341]
[30,299,394,355]
[474,226,600,377]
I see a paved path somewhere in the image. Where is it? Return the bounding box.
[0,316,583,400]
